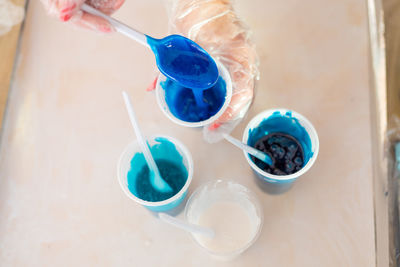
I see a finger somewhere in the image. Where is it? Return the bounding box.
[211,82,254,128]
[146,77,158,92]
[73,11,114,33]
[86,0,125,15]
[58,0,85,21]
[59,0,125,22]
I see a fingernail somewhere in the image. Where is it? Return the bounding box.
[209,123,221,130]
[99,25,112,33]
[60,13,71,21]
[146,78,158,91]
[60,3,76,13]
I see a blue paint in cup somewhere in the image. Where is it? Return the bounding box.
[161,76,227,123]
[155,60,232,128]
[118,135,193,212]
[243,109,319,187]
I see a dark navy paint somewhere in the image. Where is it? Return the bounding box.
[247,111,313,175]
[253,133,304,175]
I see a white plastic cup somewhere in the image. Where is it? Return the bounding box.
[117,135,193,212]
[185,180,263,261]
[242,109,319,187]
[155,60,233,128]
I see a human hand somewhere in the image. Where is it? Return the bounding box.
[148,0,258,142]
[41,0,125,33]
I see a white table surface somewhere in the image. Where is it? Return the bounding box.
[0,0,375,266]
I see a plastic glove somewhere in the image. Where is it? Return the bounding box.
[40,0,124,33]
[148,0,259,142]
[0,0,24,36]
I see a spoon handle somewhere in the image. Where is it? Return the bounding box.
[159,213,215,238]
[122,91,172,193]
[223,134,273,165]
[81,3,149,47]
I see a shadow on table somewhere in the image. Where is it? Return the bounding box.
[148,196,188,218]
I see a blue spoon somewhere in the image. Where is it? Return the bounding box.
[81,4,219,90]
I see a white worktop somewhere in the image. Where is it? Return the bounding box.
[0,0,375,266]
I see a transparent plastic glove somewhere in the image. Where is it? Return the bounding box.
[154,0,259,143]
[0,0,24,36]
[40,0,124,33]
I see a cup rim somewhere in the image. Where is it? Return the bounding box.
[242,108,320,181]
[117,135,194,206]
[155,60,233,128]
[184,179,264,259]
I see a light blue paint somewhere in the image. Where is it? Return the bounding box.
[127,137,188,211]
[146,35,219,90]
[161,76,226,122]
[247,111,313,182]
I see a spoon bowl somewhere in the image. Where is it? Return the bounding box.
[147,35,219,90]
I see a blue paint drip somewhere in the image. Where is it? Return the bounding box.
[161,76,226,122]
[146,35,219,90]
[127,137,188,202]
[247,111,313,173]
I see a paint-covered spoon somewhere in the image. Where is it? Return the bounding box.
[223,134,273,165]
[81,4,218,90]
[146,35,218,90]
[122,91,172,193]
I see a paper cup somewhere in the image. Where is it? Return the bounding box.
[117,135,193,212]
[155,60,232,128]
[185,180,263,261]
[243,109,319,188]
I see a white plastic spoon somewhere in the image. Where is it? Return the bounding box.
[159,213,215,238]
[122,91,172,193]
[223,134,273,165]
[81,4,218,90]
[81,3,147,46]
